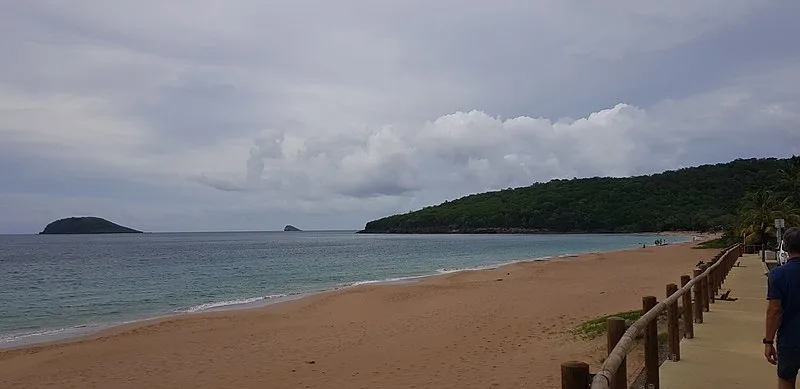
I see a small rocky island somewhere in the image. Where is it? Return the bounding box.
[283,225,302,232]
[40,217,143,235]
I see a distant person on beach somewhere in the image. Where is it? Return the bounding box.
[765,227,800,389]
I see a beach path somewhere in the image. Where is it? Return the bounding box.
[659,253,774,388]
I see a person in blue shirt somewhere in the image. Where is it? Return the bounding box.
[767,227,800,389]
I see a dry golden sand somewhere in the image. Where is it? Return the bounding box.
[0,242,716,389]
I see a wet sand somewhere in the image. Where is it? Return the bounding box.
[0,242,716,389]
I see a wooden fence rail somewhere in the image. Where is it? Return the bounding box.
[560,244,742,389]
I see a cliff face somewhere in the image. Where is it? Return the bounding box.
[40,217,143,235]
[283,225,302,232]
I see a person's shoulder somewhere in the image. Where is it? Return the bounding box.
[770,266,787,279]
[770,261,800,278]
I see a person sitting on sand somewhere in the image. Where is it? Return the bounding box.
[765,227,800,389]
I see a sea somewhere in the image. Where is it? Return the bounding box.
[0,231,689,348]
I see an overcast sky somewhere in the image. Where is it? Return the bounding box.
[2,1,799,233]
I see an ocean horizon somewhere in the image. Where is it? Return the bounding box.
[0,231,691,348]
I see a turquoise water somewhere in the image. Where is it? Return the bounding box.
[0,232,688,347]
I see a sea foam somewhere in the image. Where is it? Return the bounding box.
[183,294,288,313]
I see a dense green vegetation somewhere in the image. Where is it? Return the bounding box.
[734,156,800,248]
[40,217,142,234]
[363,157,797,234]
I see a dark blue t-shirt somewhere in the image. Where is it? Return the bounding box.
[768,258,800,349]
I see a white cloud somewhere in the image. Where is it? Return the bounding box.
[195,69,800,200]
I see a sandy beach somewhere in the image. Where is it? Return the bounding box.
[0,242,717,389]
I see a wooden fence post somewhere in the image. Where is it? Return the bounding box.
[643,296,659,389]
[561,361,590,389]
[708,259,721,304]
[726,252,731,273]
[723,251,733,272]
[709,267,717,302]
[607,317,627,389]
[714,260,721,298]
[721,253,729,281]
[700,265,710,312]
[680,275,694,338]
[709,267,716,304]
[666,284,680,361]
[693,269,704,323]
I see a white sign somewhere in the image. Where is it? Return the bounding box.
[776,219,785,229]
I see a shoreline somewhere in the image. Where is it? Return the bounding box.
[357,228,709,235]
[0,240,715,389]
[0,235,701,353]
[0,257,557,351]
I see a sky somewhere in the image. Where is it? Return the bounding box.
[1,1,799,233]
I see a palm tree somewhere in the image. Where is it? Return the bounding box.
[778,155,800,205]
[738,188,800,247]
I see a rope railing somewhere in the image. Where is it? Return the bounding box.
[560,243,743,389]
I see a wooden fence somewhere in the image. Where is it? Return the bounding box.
[561,244,743,389]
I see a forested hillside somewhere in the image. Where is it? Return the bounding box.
[362,158,789,233]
